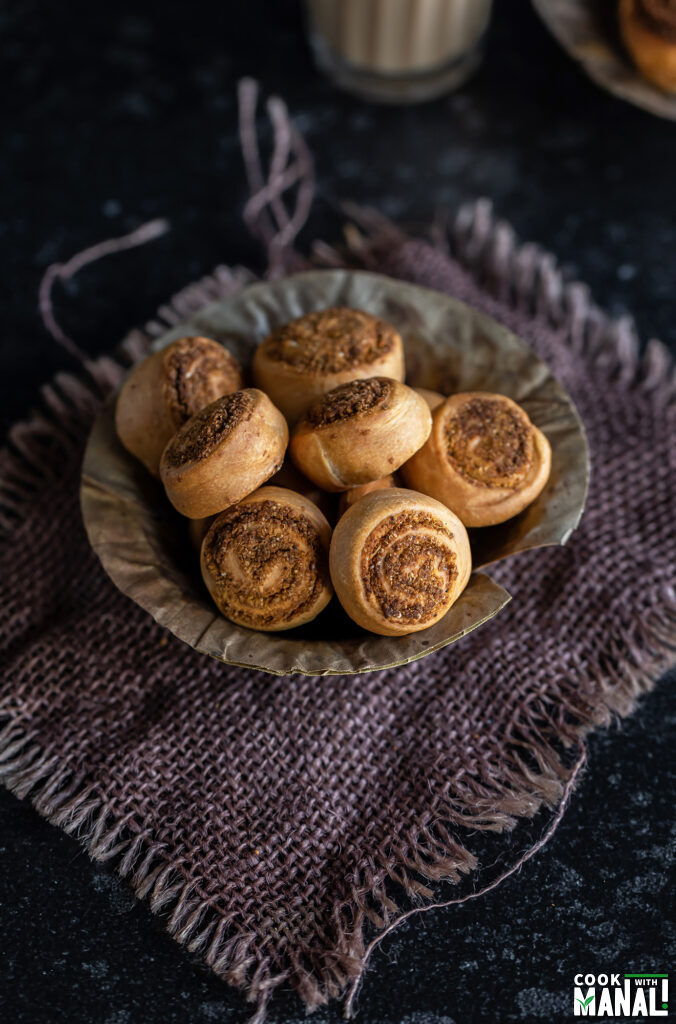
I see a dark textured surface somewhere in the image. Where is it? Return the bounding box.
[1,677,674,1024]
[1,1,674,1022]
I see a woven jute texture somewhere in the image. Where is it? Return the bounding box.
[1,199,675,1021]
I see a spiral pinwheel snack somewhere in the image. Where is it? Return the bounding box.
[402,392,551,527]
[160,388,288,519]
[330,488,472,636]
[115,335,243,476]
[253,307,406,422]
[201,487,333,631]
[620,0,676,94]
[338,475,396,516]
[290,377,431,491]
[110,294,562,643]
[414,387,445,412]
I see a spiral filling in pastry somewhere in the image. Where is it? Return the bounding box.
[444,397,534,489]
[637,0,676,41]
[263,308,398,373]
[163,338,241,424]
[164,391,254,466]
[306,377,394,427]
[203,500,330,629]
[361,511,458,625]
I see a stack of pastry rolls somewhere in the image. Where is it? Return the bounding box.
[115,307,550,637]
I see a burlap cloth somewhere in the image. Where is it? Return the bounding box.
[1,198,675,1022]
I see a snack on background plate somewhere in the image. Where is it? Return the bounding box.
[533,0,676,119]
[619,0,676,94]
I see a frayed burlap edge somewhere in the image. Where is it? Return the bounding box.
[1,200,675,1022]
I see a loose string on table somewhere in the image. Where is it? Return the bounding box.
[237,76,315,275]
[37,219,171,364]
[344,742,588,1019]
[37,79,315,361]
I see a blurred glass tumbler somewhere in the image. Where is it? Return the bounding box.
[304,0,493,103]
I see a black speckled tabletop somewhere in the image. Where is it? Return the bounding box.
[1,2,675,1022]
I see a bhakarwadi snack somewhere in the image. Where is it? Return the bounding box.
[620,0,676,93]
[114,301,564,641]
[253,307,405,422]
[414,387,445,411]
[338,475,396,517]
[201,486,333,631]
[329,487,471,636]
[402,392,551,527]
[268,459,336,523]
[290,378,431,492]
[187,515,215,552]
[115,336,243,476]
[160,389,288,518]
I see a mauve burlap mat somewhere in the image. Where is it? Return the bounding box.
[1,200,675,1022]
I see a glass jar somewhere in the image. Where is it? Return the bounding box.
[304,0,493,103]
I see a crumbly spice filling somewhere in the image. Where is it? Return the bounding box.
[165,390,253,466]
[163,337,240,426]
[444,397,534,489]
[204,500,328,628]
[361,511,457,625]
[261,308,398,373]
[637,0,676,43]
[306,377,393,427]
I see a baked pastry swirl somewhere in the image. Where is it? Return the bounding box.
[268,459,336,523]
[402,392,551,527]
[115,336,243,476]
[338,475,396,517]
[620,0,676,93]
[330,488,471,636]
[253,307,406,422]
[187,515,215,552]
[414,387,445,411]
[160,389,288,518]
[201,486,333,631]
[290,377,431,492]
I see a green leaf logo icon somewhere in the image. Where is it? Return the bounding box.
[576,995,594,1008]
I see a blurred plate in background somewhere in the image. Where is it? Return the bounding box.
[533,0,676,120]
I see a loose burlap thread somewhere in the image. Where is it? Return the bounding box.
[1,91,675,1024]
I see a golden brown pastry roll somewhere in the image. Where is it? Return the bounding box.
[290,377,432,492]
[268,459,336,523]
[329,487,471,637]
[187,515,215,552]
[337,476,396,517]
[620,0,676,93]
[115,336,243,476]
[160,389,288,518]
[201,486,333,631]
[252,307,406,422]
[401,392,551,527]
[414,387,445,411]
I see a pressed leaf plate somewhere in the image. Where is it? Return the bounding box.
[81,270,589,676]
